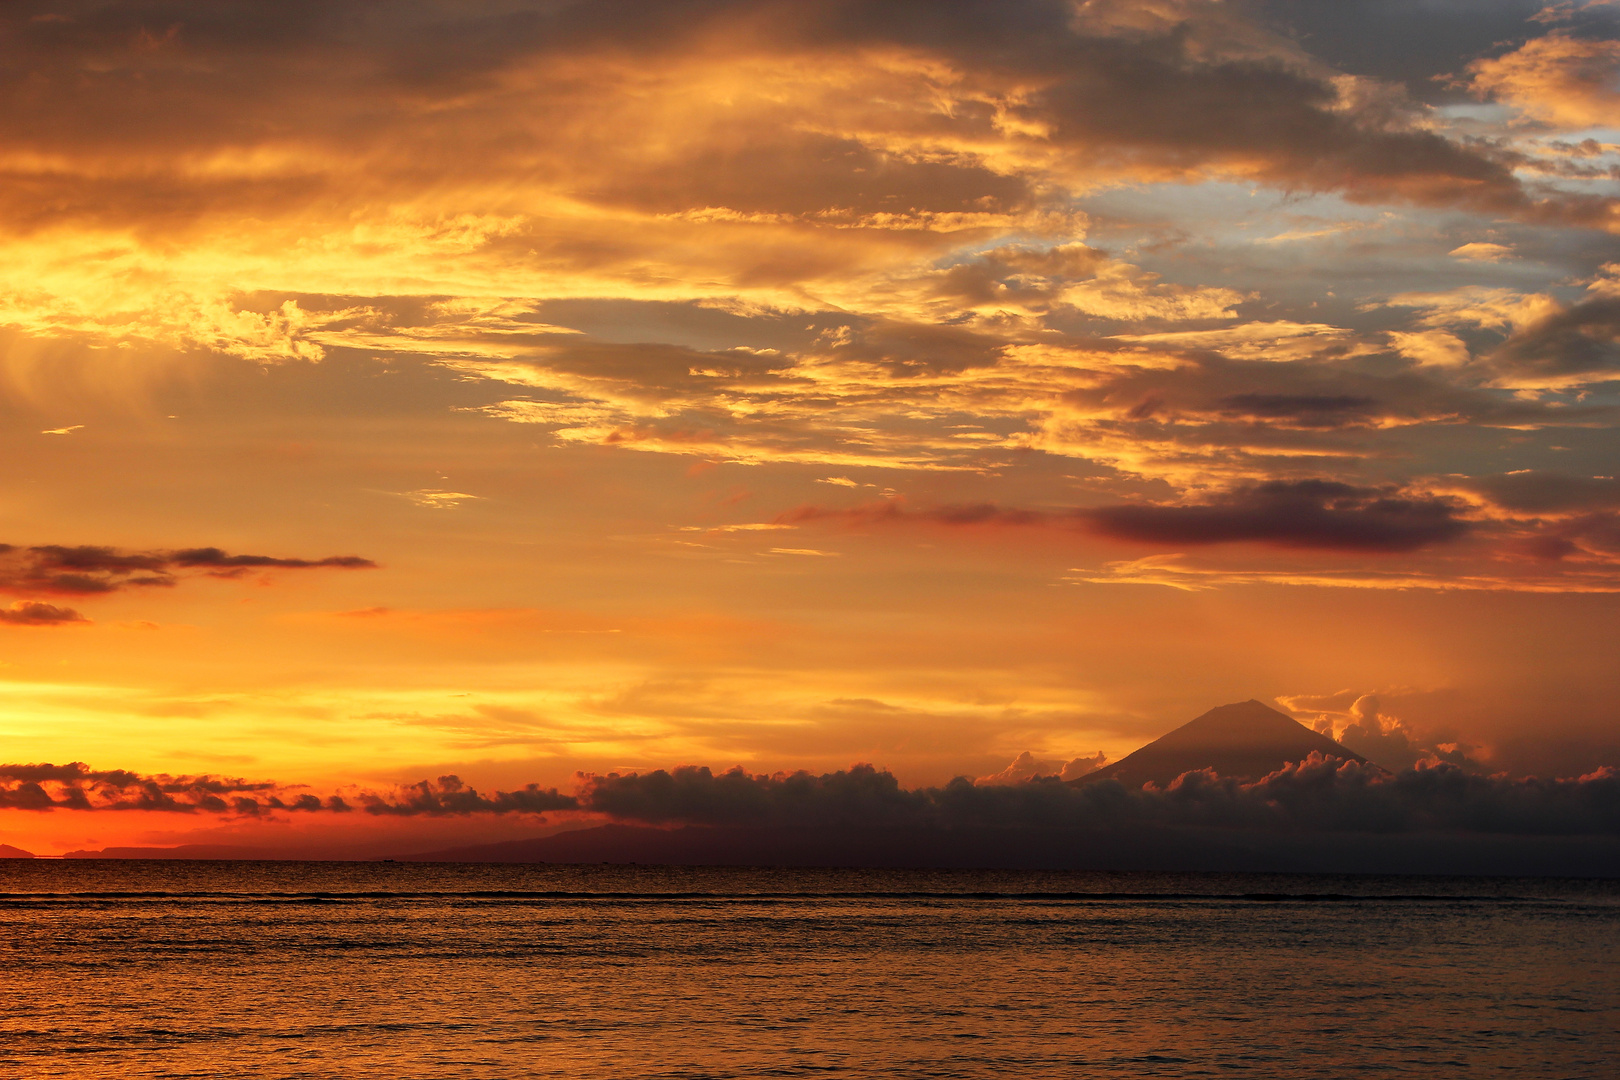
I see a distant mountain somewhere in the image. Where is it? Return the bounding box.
[0,843,33,858]
[62,841,419,861]
[1075,699,1370,789]
[62,844,288,860]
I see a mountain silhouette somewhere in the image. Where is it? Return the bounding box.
[1075,699,1369,789]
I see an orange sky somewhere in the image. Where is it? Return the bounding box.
[2,0,1619,855]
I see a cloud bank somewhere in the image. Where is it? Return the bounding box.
[575,758,1620,836]
[12,754,1620,837]
[0,763,571,817]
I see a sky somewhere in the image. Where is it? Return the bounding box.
[1,0,1619,856]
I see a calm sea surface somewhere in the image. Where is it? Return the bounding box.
[0,861,1616,1078]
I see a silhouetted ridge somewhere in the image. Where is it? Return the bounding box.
[1075,699,1369,789]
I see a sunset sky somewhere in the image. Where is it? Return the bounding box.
[2,0,1619,855]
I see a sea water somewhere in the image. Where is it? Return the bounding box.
[1,860,1616,1078]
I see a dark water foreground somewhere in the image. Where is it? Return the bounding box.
[2,862,1616,1078]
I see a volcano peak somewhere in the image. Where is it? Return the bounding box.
[1075,699,1369,789]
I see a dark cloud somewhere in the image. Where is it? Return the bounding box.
[799,1,1594,219]
[0,542,376,598]
[1084,480,1472,552]
[930,245,1111,310]
[1459,471,1620,514]
[774,499,1039,530]
[1515,511,1620,561]
[12,753,1619,837]
[0,0,1606,233]
[591,129,1040,219]
[780,480,1473,553]
[0,600,86,626]
[0,762,571,817]
[576,756,1620,835]
[1252,0,1557,103]
[0,761,287,813]
[0,762,148,786]
[1217,394,1381,427]
[1489,296,1620,381]
[1058,354,1611,432]
[580,763,920,827]
[359,775,577,816]
[170,547,377,571]
[1448,472,1620,560]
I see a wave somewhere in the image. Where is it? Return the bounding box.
[0,888,1583,904]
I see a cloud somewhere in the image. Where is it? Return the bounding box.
[1452,471,1620,514]
[1466,30,1620,131]
[1387,329,1471,368]
[357,775,577,816]
[1384,285,1564,334]
[0,761,285,813]
[1215,394,1381,426]
[919,243,1244,322]
[574,757,1620,835]
[0,600,86,626]
[400,490,481,509]
[578,763,923,828]
[11,752,1619,836]
[0,542,377,599]
[0,762,574,817]
[1376,279,1620,386]
[0,0,1577,226]
[781,481,1473,554]
[977,751,1108,785]
[1082,480,1473,552]
[1487,295,1620,385]
[1070,552,1620,593]
[1449,242,1515,262]
[1295,694,1481,771]
[428,296,1609,493]
[0,0,1609,376]
[1111,323,1358,363]
[774,499,1038,531]
[0,4,1609,511]
[168,547,377,572]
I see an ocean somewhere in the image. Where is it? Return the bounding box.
[1,861,1616,1078]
